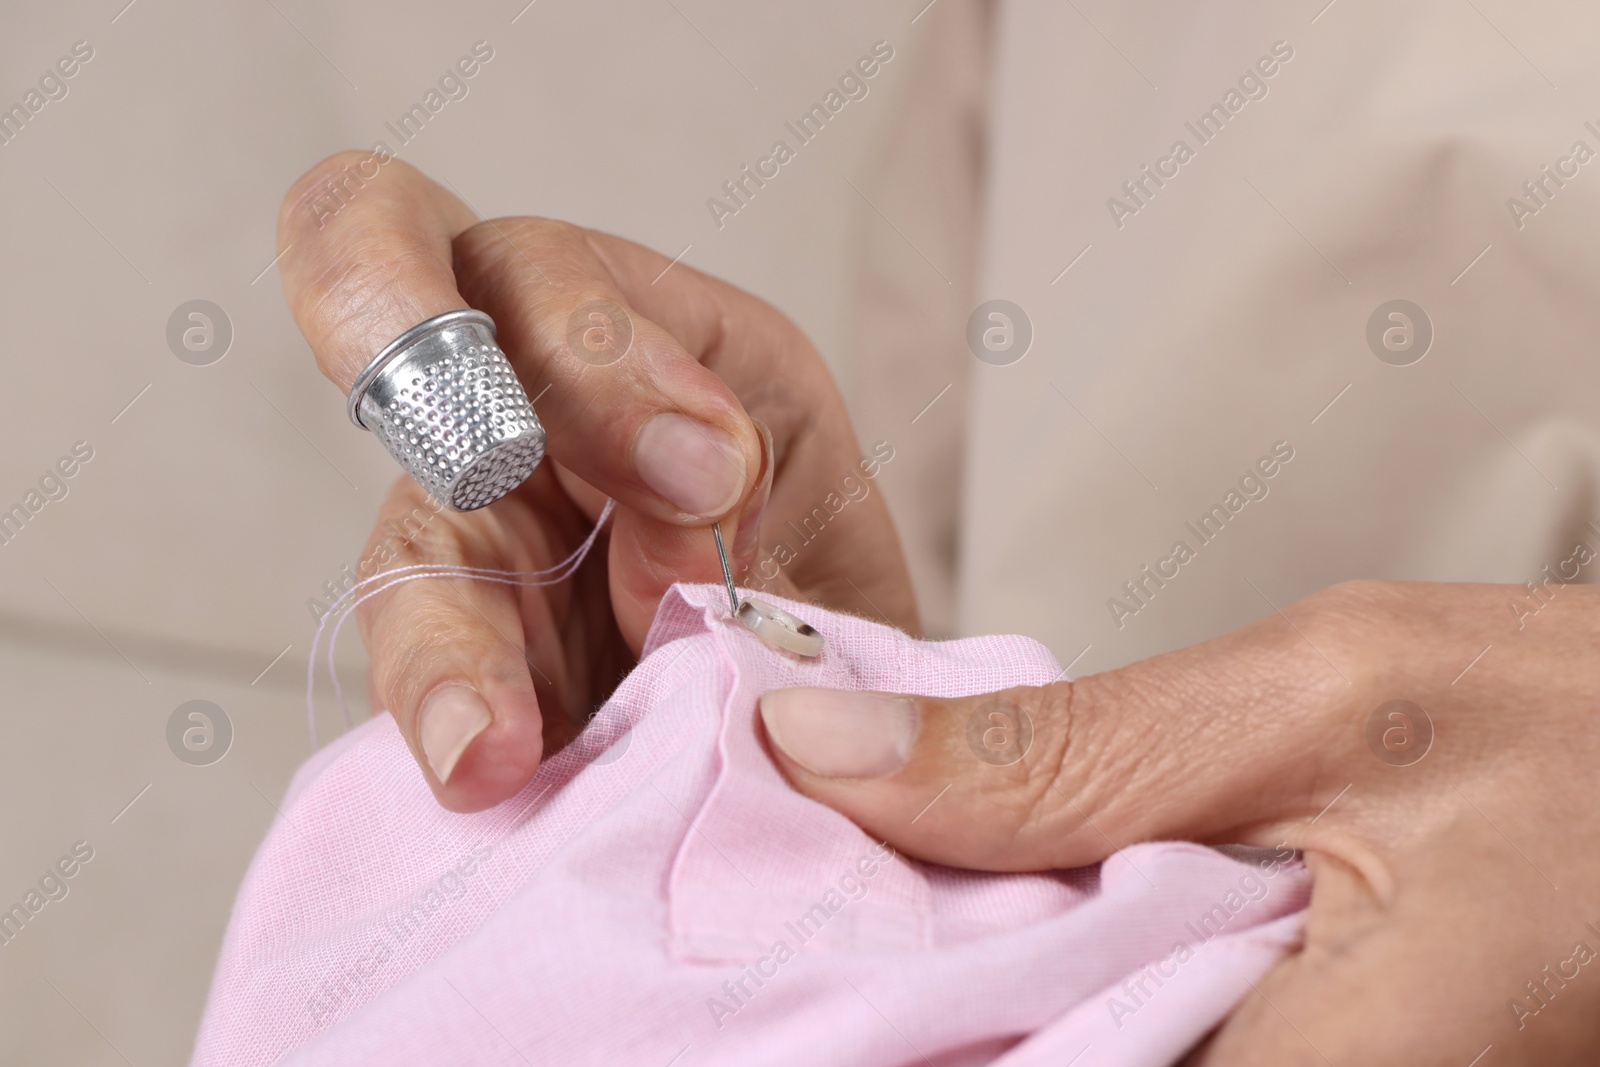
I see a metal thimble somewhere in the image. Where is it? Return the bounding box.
[347,309,545,511]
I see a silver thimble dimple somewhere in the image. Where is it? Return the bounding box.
[347,309,545,511]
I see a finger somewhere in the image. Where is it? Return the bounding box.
[452,216,766,525]
[458,220,882,645]
[355,477,559,812]
[756,603,1368,871]
[1200,824,1591,1066]
[279,154,892,645]
[279,155,765,527]
[277,150,478,391]
[541,419,777,650]
[280,150,748,521]
[279,158,770,635]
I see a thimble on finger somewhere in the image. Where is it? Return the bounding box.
[347,309,546,511]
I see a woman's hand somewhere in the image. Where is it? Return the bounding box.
[279,151,916,812]
[760,579,1600,1065]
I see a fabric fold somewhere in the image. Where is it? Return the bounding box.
[191,584,1309,1067]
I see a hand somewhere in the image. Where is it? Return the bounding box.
[279,151,916,812]
[759,579,1600,1065]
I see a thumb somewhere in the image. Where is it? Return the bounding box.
[757,621,1353,870]
[354,479,557,813]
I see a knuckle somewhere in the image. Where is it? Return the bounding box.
[279,150,412,235]
[456,217,617,310]
[351,481,467,644]
[506,215,581,245]
[365,478,452,562]
[369,598,486,719]
[1294,579,1403,690]
[281,150,368,216]
[1021,682,1076,799]
[951,684,1081,851]
[1301,578,1396,619]
[1031,673,1156,840]
[1026,680,1088,805]
[301,243,444,352]
[459,216,582,264]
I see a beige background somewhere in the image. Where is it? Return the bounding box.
[0,1,920,1061]
[958,0,1600,673]
[6,0,1600,1062]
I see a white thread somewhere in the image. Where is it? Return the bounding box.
[305,500,616,749]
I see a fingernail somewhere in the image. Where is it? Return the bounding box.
[635,413,747,518]
[419,684,492,785]
[759,688,916,779]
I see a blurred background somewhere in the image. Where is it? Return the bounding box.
[5,0,1600,1062]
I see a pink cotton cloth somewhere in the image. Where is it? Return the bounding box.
[192,584,1310,1067]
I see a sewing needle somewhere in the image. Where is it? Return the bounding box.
[711,522,741,616]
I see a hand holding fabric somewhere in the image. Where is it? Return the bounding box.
[277,153,917,811]
[762,580,1600,1065]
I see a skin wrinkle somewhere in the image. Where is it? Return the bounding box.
[589,248,767,510]
[279,155,917,813]
[951,580,1549,896]
[360,481,552,706]
[917,689,1040,867]
[459,221,555,286]
[1185,586,1600,1061]
[299,249,447,384]
[282,167,472,387]
[440,583,552,695]
[1014,682,1088,860]
[275,145,1600,1059]
[1298,855,1388,948]
[276,150,369,232]
[458,224,759,512]
[1063,670,1210,847]
[456,228,830,596]
[381,623,478,719]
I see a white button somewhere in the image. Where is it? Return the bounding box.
[736,597,824,658]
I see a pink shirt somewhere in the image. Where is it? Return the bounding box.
[192,584,1309,1066]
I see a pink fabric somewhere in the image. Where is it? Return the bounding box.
[192,584,1310,1067]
